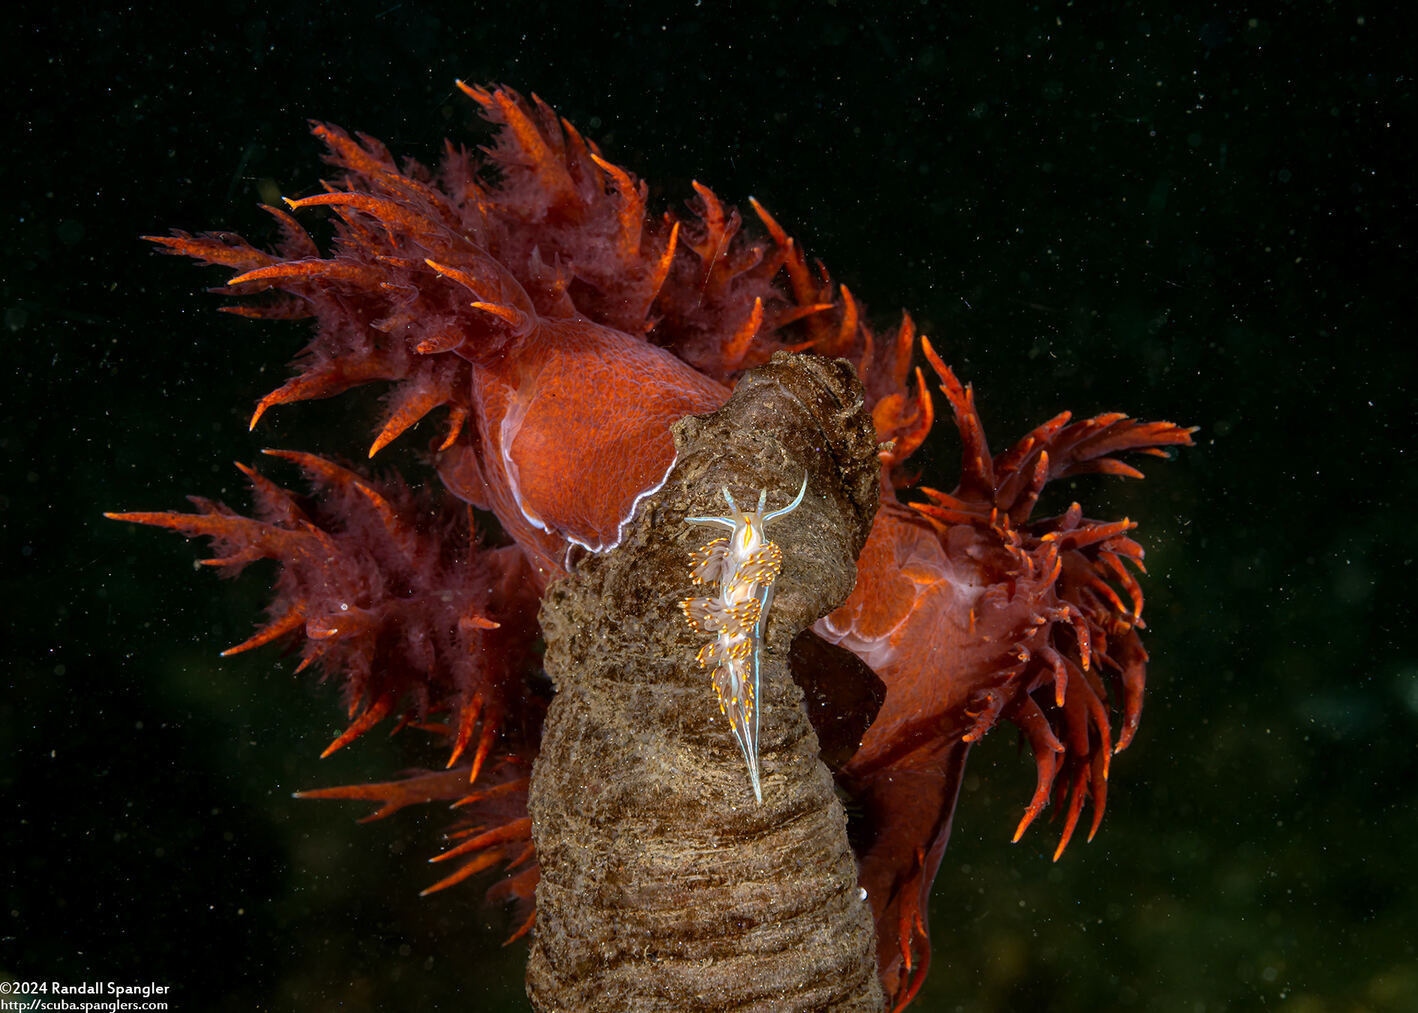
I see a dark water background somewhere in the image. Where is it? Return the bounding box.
[5,3,1413,1010]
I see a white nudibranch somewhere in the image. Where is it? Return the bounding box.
[679,475,808,803]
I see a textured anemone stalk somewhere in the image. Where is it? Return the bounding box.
[529,353,884,1011]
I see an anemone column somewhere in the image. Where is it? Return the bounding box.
[528,353,884,1012]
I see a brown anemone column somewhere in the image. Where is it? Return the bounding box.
[528,352,885,1012]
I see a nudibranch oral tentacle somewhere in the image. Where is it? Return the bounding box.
[680,474,808,803]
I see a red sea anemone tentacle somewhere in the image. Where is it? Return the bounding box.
[109,454,543,764]
[1008,693,1066,842]
[824,332,1190,1007]
[447,692,485,769]
[294,768,479,822]
[296,765,536,927]
[320,694,394,758]
[431,817,534,868]
[919,336,996,499]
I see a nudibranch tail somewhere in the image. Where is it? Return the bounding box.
[680,474,808,804]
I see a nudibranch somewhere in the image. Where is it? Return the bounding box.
[109,81,1192,1010]
[680,475,808,803]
